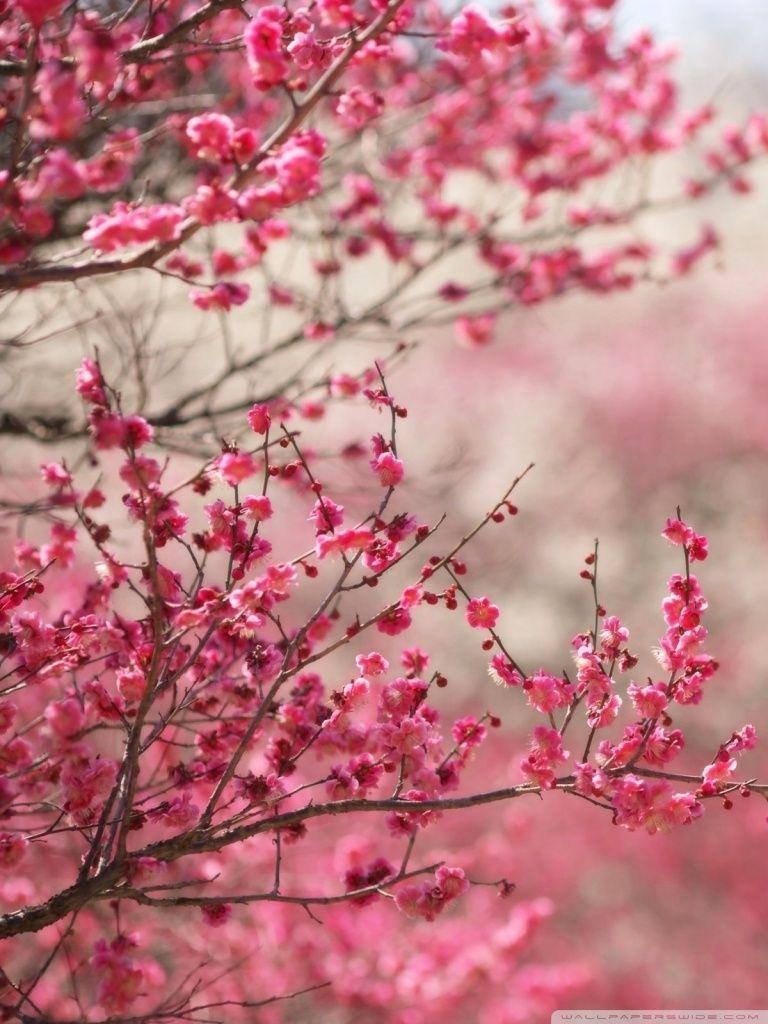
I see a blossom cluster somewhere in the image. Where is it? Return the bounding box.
[0,355,761,1019]
[0,0,766,1019]
[1,0,761,356]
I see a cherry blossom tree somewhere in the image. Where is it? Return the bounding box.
[2,353,764,1022]
[2,0,762,442]
[0,0,767,1021]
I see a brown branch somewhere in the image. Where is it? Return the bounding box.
[12,981,331,1024]
[122,0,246,65]
[4,761,768,943]
[109,859,441,909]
[0,0,409,293]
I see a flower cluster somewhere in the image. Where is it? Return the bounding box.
[0,353,761,1020]
[0,0,766,1019]
[1,0,760,339]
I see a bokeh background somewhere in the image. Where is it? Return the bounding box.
[405,0,768,1008]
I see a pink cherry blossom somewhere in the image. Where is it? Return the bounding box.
[466,596,500,629]
[217,451,257,486]
[247,403,272,434]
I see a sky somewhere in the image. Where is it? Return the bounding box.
[614,0,768,108]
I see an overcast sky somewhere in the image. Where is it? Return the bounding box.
[612,0,768,107]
